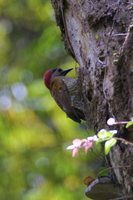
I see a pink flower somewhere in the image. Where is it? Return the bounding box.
[66,139,83,157]
[84,140,94,153]
[84,136,98,153]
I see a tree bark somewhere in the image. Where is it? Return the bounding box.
[51,0,133,199]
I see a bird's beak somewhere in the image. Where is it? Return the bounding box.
[61,68,73,76]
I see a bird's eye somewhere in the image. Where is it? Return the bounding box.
[52,69,56,72]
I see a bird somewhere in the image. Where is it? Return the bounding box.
[43,68,85,123]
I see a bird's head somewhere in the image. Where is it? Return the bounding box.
[43,68,73,89]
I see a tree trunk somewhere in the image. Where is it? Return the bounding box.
[51,0,133,199]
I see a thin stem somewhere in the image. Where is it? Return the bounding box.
[114,137,133,146]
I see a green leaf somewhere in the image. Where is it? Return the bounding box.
[126,121,133,128]
[98,129,114,140]
[105,138,117,155]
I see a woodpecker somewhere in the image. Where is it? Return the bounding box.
[43,68,85,123]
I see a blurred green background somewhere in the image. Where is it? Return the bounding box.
[0,1,103,199]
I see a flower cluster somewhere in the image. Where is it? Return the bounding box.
[66,136,98,157]
[66,117,133,157]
